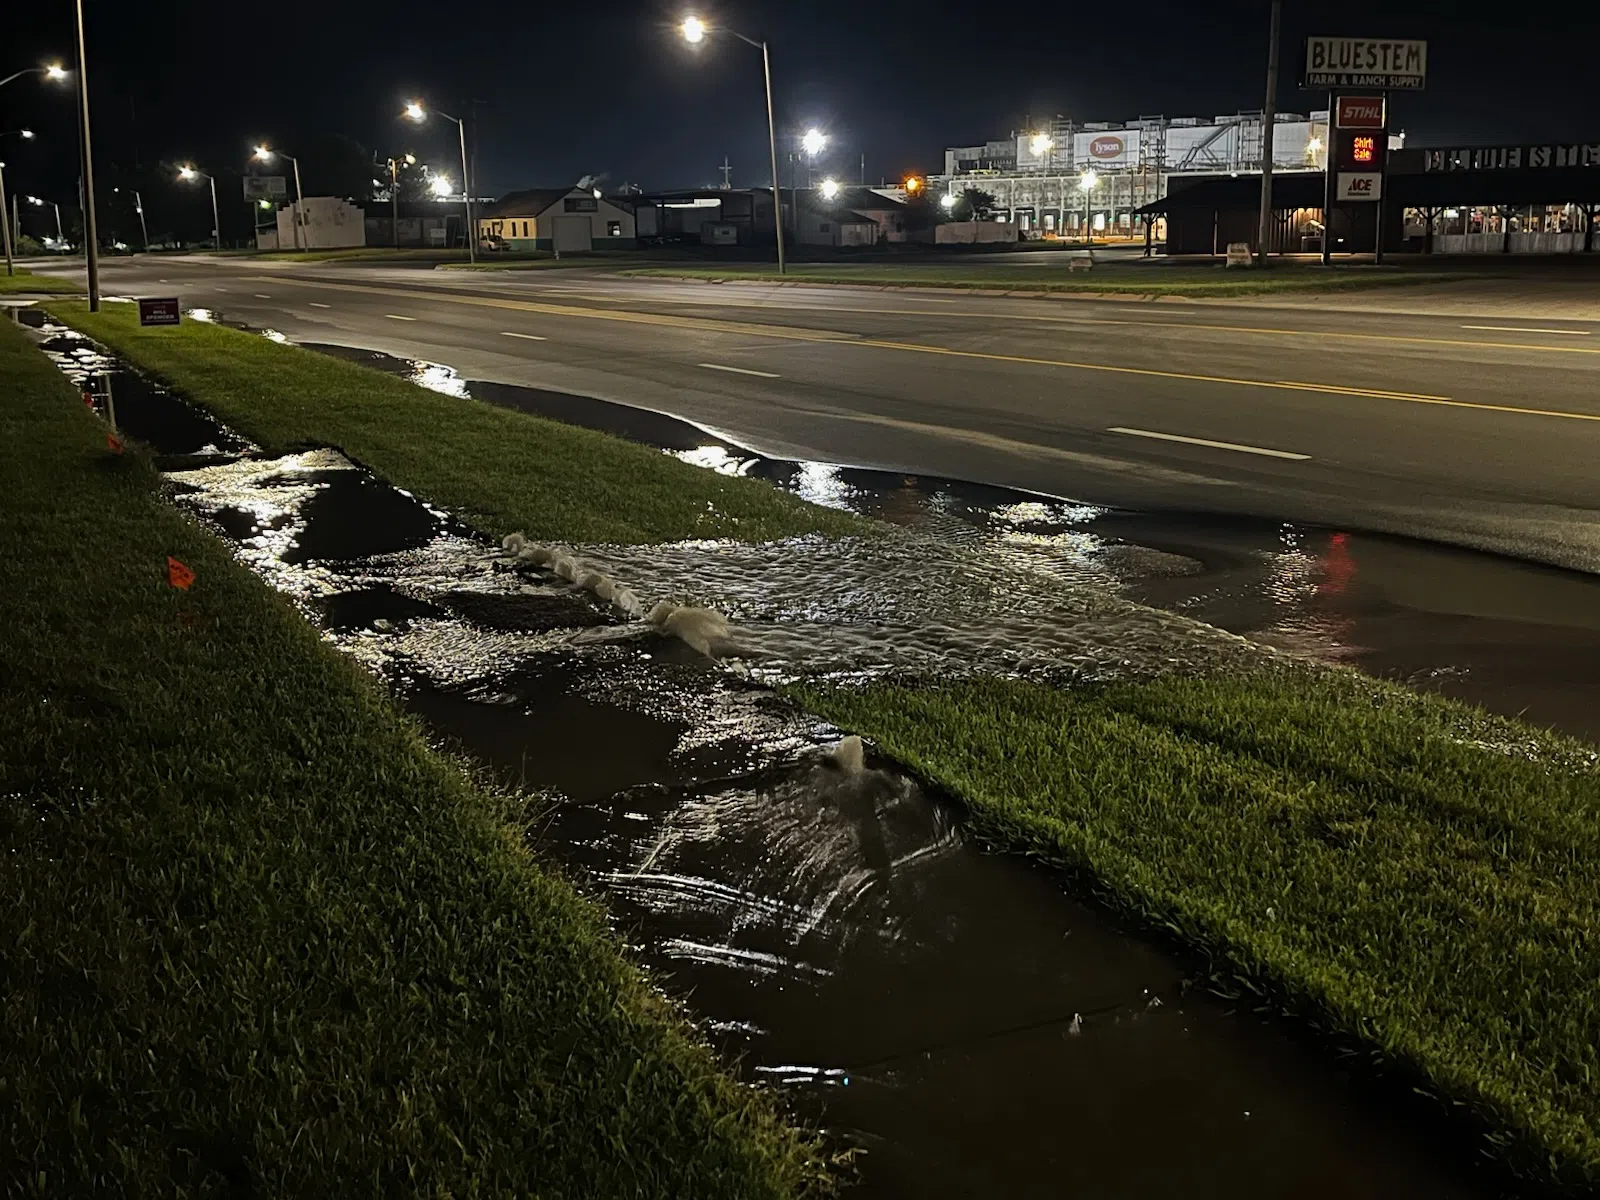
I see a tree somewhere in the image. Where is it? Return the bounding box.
[951,187,997,221]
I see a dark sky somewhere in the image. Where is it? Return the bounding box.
[7,0,1598,204]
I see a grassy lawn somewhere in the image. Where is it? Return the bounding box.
[794,667,1600,1189]
[0,317,829,1195]
[44,302,862,544]
[0,268,81,295]
[622,263,1467,297]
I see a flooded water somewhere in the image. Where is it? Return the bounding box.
[23,315,1583,1198]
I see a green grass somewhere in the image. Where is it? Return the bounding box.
[0,268,81,295]
[45,302,863,545]
[0,317,830,1196]
[622,263,1467,298]
[794,667,1600,1190]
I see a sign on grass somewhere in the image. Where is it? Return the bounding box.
[138,297,181,326]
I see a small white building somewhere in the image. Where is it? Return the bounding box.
[274,197,365,250]
[479,187,637,252]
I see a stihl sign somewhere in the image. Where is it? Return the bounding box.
[1337,97,1386,128]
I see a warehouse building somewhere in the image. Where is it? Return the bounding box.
[478,187,637,252]
[938,111,1333,236]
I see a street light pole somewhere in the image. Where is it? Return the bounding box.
[134,189,149,250]
[1255,0,1282,264]
[390,158,399,247]
[453,114,475,262]
[680,18,786,274]
[0,161,13,275]
[71,0,100,310]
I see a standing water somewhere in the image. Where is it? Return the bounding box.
[28,316,1578,1197]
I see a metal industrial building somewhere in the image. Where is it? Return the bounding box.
[937,111,1335,236]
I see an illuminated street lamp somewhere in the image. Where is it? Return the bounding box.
[178,165,223,252]
[404,100,476,262]
[384,152,416,247]
[679,14,787,273]
[253,145,305,251]
[1078,169,1099,241]
[429,173,454,197]
[0,62,69,90]
[939,192,957,211]
[819,178,840,201]
[801,127,826,158]
[28,195,64,246]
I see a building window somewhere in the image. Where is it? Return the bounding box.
[819,222,830,232]
[608,221,622,237]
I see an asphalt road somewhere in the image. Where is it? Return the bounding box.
[29,255,1600,571]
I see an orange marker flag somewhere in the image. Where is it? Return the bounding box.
[106,432,124,455]
[166,557,196,590]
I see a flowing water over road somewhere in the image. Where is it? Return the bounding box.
[28,313,1594,1196]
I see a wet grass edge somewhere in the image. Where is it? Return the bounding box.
[42,300,866,546]
[0,316,835,1194]
[790,666,1600,1194]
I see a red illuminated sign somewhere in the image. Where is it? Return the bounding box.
[1336,96,1386,129]
[1351,135,1377,164]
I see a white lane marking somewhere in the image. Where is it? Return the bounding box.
[697,362,781,378]
[309,302,331,309]
[214,286,228,291]
[158,278,168,283]
[499,330,547,341]
[1108,427,1311,461]
[385,313,417,321]
[254,293,272,299]
[1460,324,1590,335]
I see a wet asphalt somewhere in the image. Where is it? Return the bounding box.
[32,253,1600,575]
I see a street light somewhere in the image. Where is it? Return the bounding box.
[679,14,787,274]
[385,152,416,247]
[820,178,840,200]
[112,185,148,251]
[404,100,476,262]
[429,174,454,197]
[253,145,305,251]
[0,62,70,90]
[28,195,64,247]
[178,165,222,253]
[939,192,957,211]
[801,127,826,158]
[1078,169,1099,242]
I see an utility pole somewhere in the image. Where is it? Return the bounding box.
[73,0,101,310]
[720,157,732,189]
[1255,0,1281,264]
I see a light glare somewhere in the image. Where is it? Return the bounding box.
[404,101,426,121]
[802,128,826,157]
[429,174,453,196]
[820,178,840,200]
[253,145,273,162]
[1078,169,1098,192]
[681,16,706,43]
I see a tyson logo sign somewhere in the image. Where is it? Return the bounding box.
[1089,136,1125,159]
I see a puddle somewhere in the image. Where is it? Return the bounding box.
[18,316,1569,1196]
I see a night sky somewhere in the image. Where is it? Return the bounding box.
[6,1,1598,208]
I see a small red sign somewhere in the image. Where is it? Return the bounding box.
[166,556,196,590]
[1336,96,1386,129]
[106,432,124,455]
[138,297,182,326]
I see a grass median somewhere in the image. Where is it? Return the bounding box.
[794,667,1600,1190]
[0,268,81,295]
[621,262,1465,298]
[0,316,829,1195]
[44,301,862,544]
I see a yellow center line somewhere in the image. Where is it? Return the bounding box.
[255,275,1600,421]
